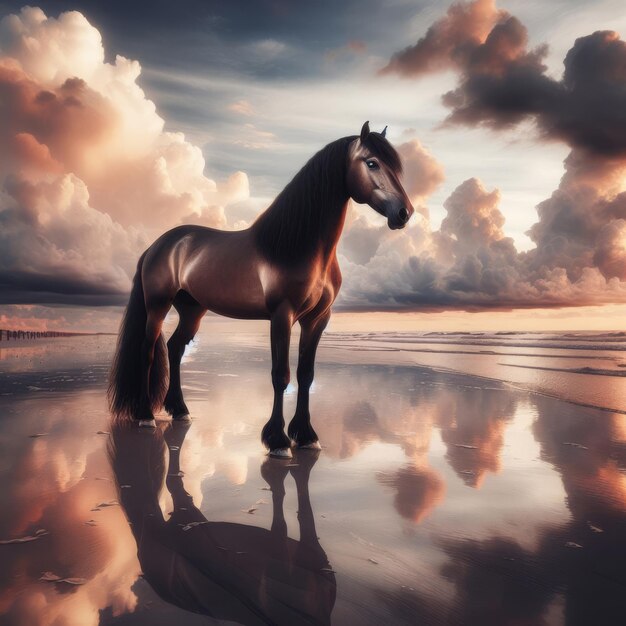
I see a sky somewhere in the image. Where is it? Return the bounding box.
[2,0,626,332]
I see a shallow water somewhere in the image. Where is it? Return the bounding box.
[1,328,626,625]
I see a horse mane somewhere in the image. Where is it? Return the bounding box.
[253,132,401,265]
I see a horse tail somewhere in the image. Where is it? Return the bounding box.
[108,252,168,421]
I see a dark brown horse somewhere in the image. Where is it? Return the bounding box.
[108,121,414,457]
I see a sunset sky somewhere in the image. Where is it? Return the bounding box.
[2,0,626,332]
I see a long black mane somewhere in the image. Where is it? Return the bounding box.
[253,132,401,265]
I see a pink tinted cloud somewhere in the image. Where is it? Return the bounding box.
[341,0,626,311]
[0,7,249,307]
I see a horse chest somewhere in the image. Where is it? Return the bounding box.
[285,275,335,318]
[260,263,326,313]
[296,279,326,312]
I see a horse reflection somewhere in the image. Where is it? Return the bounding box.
[108,422,335,625]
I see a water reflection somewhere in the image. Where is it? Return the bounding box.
[438,392,516,488]
[415,397,626,626]
[3,334,626,625]
[109,422,336,625]
[314,367,517,490]
[378,465,445,523]
[0,392,139,626]
[331,374,518,524]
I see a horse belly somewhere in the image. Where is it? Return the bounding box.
[204,296,270,320]
[182,253,269,320]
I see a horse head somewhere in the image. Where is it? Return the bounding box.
[346,121,415,230]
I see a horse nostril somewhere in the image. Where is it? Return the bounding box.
[399,207,409,223]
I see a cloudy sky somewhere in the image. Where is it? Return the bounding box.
[2,0,626,331]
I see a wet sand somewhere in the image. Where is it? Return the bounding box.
[1,326,626,625]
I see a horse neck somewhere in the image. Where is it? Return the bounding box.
[252,138,352,266]
[317,193,349,261]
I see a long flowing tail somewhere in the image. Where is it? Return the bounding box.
[108,253,168,421]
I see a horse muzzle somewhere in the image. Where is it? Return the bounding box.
[387,205,413,230]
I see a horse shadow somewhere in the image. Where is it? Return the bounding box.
[108,421,336,625]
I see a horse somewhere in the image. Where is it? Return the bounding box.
[108,121,414,457]
[108,420,336,624]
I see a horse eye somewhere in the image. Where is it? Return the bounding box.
[366,160,379,170]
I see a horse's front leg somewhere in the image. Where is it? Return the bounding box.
[288,309,330,449]
[261,307,294,457]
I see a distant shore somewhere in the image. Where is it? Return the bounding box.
[0,330,116,345]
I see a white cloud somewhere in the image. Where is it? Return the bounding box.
[0,7,250,303]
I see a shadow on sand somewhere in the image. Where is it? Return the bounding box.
[108,421,336,625]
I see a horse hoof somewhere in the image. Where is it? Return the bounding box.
[137,419,156,428]
[298,441,322,450]
[173,413,191,422]
[269,447,292,459]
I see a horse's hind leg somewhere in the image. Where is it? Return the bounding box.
[164,292,206,420]
[138,298,171,427]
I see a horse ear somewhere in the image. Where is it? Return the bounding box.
[381,125,387,138]
[360,121,370,142]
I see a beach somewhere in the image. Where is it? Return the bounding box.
[1,323,626,625]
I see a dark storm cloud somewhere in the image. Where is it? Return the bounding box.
[383,0,626,157]
[1,0,422,80]
[440,28,626,157]
[0,280,128,306]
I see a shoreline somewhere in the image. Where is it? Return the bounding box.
[2,329,625,415]
[0,332,116,349]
